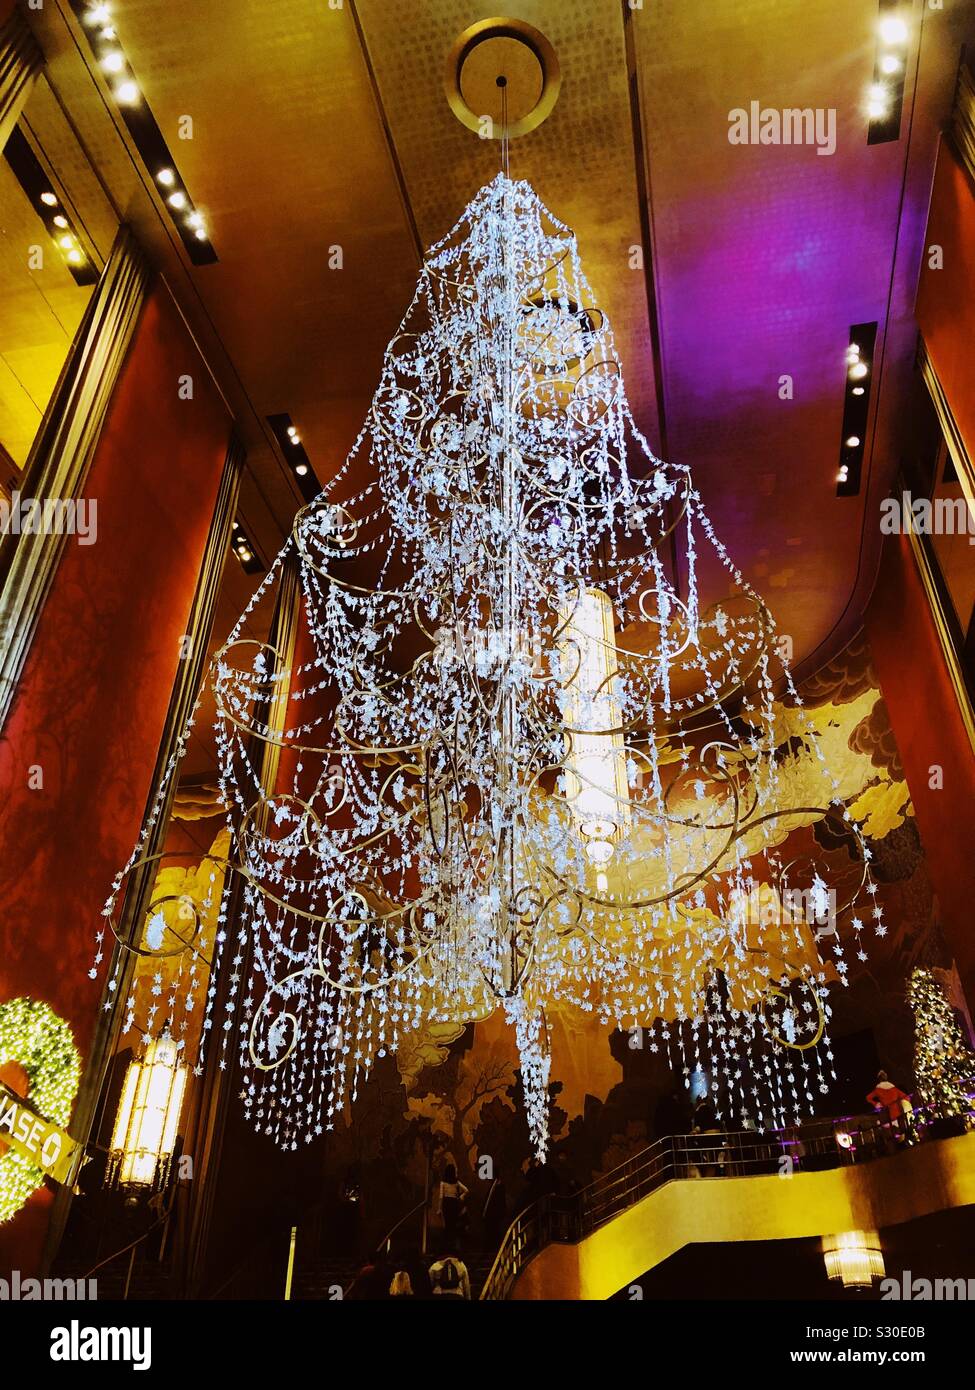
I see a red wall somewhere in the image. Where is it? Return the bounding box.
[890,133,975,1002]
[916,140,975,460]
[866,533,975,1003]
[0,284,232,1270]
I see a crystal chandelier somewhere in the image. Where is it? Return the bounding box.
[100,175,882,1158]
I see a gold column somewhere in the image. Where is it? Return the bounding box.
[0,4,43,152]
[0,225,151,731]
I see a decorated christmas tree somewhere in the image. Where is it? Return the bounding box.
[908,967,974,1117]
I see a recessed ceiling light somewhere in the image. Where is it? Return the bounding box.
[53,214,68,228]
[88,4,111,24]
[40,191,58,207]
[193,228,207,241]
[837,468,849,481]
[59,235,74,250]
[867,98,888,119]
[295,464,308,477]
[849,361,869,380]
[869,83,887,103]
[168,190,187,210]
[879,16,909,45]
[157,168,175,186]
[845,436,861,448]
[67,249,83,265]
[102,51,124,74]
[187,211,203,229]
[852,386,865,396]
[880,54,901,75]
[115,80,139,104]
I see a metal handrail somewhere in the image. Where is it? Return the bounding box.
[79,1208,171,1289]
[480,1100,974,1300]
[379,1196,427,1254]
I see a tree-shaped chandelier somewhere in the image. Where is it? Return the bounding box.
[102,176,882,1157]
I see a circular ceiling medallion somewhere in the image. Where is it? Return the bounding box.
[445,18,561,140]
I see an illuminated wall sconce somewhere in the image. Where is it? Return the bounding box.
[108,1035,187,1190]
[822,1230,885,1289]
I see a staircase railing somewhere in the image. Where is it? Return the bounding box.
[377,1197,427,1256]
[479,1104,972,1300]
[78,1208,173,1299]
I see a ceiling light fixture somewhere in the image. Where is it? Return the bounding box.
[879,15,909,45]
[115,80,139,104]
[156,168,175,186]
[40,191,57,207]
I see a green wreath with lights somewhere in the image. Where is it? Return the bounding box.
[0,998,81,1224]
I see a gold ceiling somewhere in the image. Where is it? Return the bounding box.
[8,0,974,675]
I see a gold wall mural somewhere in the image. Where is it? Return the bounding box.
[312,630,950,1244]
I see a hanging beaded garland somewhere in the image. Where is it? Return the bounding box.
[98,177,882,1157]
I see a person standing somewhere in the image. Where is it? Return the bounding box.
[867,1070,912,1139]
[437,1163,468,1252]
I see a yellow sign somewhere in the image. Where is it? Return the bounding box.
[0,1080,81,1188]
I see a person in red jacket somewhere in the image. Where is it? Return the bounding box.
[866,1070,911,1124]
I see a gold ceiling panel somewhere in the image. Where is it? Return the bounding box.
[112,0,424,478]
[0,162,92,471]
[355,0,661,444]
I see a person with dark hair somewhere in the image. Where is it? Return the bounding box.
[653,1084,692,1141]
[401,1246,432,1299]
[429,1251,471,1299]
[553,1151,579,1198]
[436,1162,468,1252]
[690,1093,723,1177]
